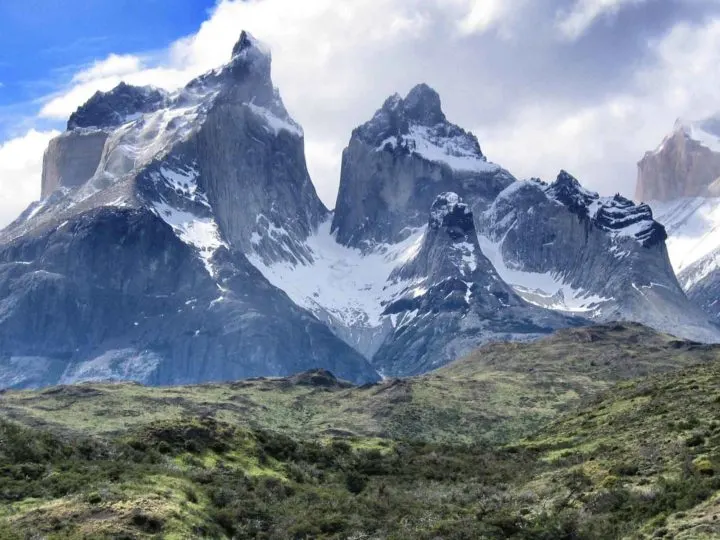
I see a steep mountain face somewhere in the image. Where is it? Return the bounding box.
[476,171,720,342]
[331,84,514,248]
[636,118,720,202]
[0,32,378,388]
[655,197,720,322]
[41,130,110,197]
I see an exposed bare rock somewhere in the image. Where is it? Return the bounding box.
[41,130,109,197]
[636,120,720,202]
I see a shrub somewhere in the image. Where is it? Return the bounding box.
[345,471,368,494]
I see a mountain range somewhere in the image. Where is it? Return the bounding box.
[1,31,719,388]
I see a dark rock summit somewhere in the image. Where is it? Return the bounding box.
[331,83,514,248]
[67,82,168,130]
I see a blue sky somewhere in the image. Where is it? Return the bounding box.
[1,0,720,227]
[0,0,215,136]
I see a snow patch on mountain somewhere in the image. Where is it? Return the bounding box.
[651,197,720,275]
[249,219,426,329]
[377,124,498,173]
[59,349,162,385]
[247,102,303,137]
[101,102,207,180]
[477,232,609,314]
[152,202,227,277]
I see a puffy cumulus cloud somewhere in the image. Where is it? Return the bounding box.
[39,61,189,120]
[556,0,652,40]
[0,129,60,228]
[71,54,144,83]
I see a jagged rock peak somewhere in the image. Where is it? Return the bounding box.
[400,83,446,125]
[355,83,482,157]
[230,30,271,65]
[543,171,667,247]
[546,170,595,213]
[376,84,445,126]
[429,192,474,239]
[67,82,167,130]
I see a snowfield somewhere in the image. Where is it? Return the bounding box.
[249,219,426,329]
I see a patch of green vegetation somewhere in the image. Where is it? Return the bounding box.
[3,323,715,447]
[3,323,720,537]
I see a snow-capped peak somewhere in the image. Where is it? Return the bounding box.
[357,84,499,174]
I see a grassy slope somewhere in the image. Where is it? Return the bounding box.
[1,322,715,444]
[2,323,720,538]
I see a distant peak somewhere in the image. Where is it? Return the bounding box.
[554,170,582,188]
[381,93,402,111]
[673,117,688,130]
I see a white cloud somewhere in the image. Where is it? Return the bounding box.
[557,0,651,40]
[451,0,523,36]
[72,54,144,83]
[39,65,189,121]
[0,129,60,228]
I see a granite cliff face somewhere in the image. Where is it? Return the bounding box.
[331,84,514,249]
[636,119,720,202]
[41,130,109,197]
[0,32,377,388]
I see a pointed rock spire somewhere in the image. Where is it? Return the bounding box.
[231,30,270,61]
[403,83,446,126]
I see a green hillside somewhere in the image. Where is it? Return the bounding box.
[1,322,720,538]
